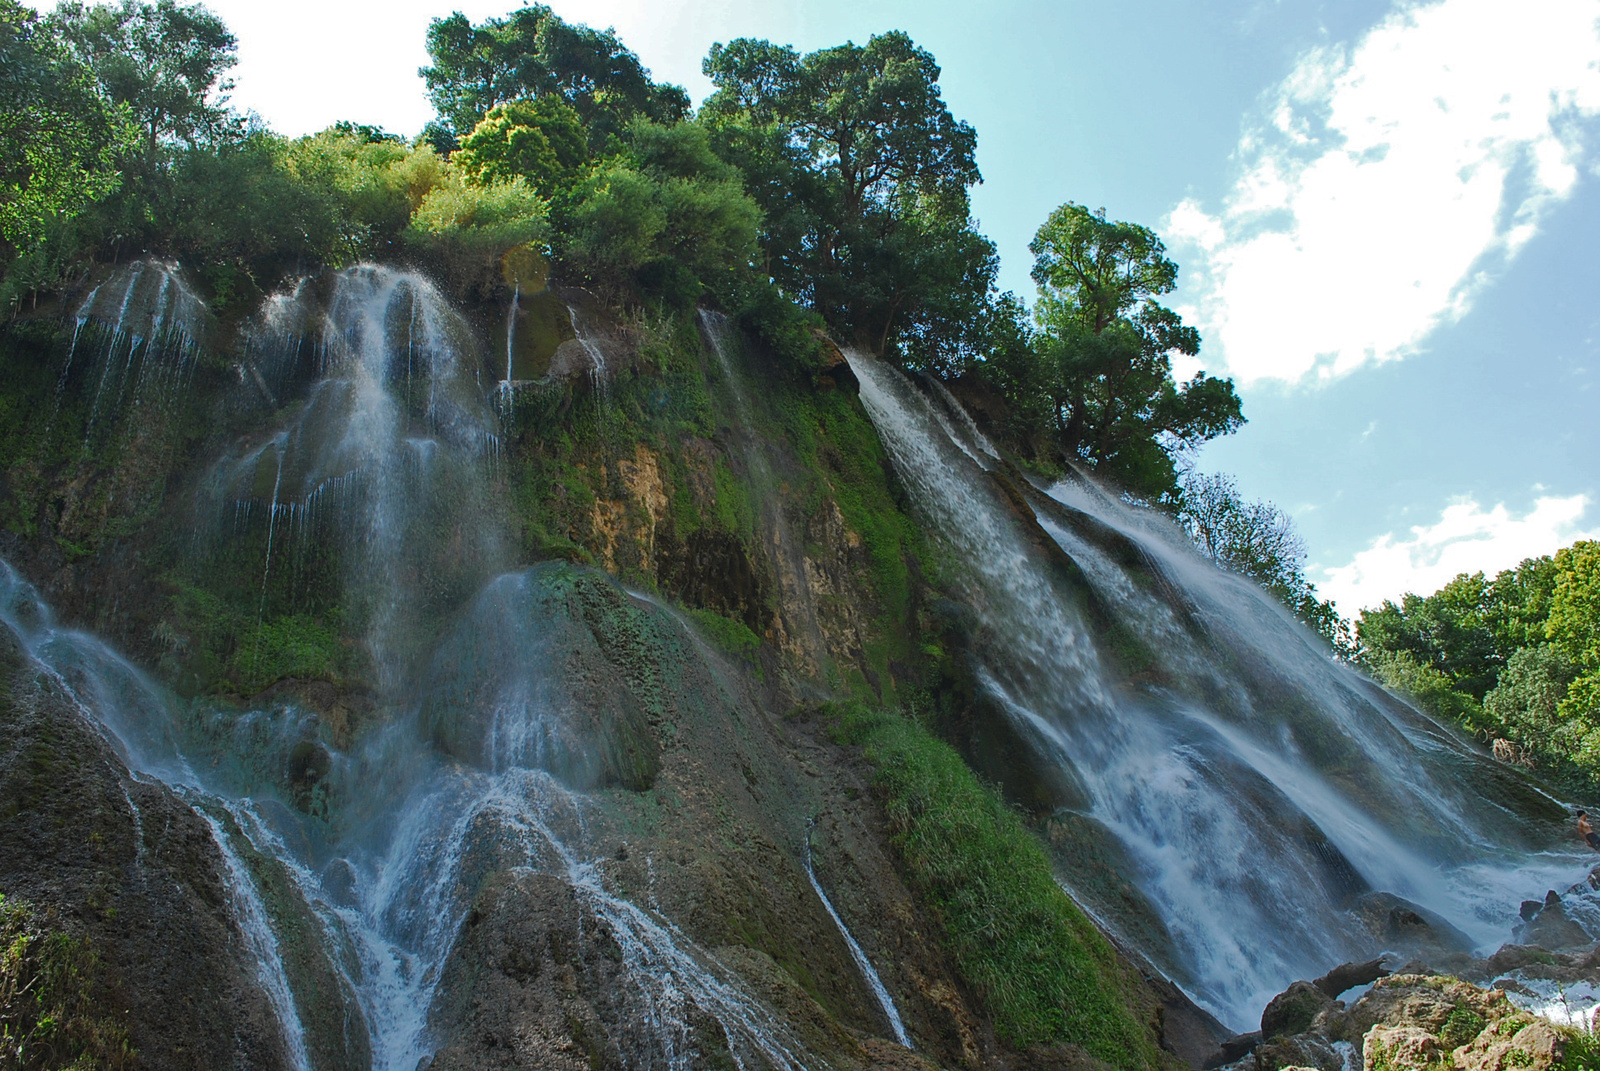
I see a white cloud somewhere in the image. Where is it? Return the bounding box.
[1315,493,1599,613]
[1168,0,1600,385]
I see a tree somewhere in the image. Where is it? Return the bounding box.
[452,97,587,197]
[421,5,688,149]
[1024,204,1242,497]
[52,0,237,160]
[1175,471,1350,653]
[0,0,132,292]
[702,31,989,353]
[1547,541,1600,723]
[559,117,759,304]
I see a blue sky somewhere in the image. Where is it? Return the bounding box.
[29,0,1599,613]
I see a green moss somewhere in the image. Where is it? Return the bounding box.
[1441,1005,1487,1048]
[231,614,341,694]
[0,893,135,1070]
[817,701,1159,1067]
[684,607,761,659]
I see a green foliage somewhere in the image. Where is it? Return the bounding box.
[559,119,759,305]
[703,31,992,355]
[683,607,760,659]
[0,2,132,251]
[817,702,1157,1065]
[1548,541,1600,724]
[405,170,549,267]
[421,4,688,149]
[52,0,237,158]
[998,203,1242,499]
[0,893,134,1070]
[1357,543,1600,794]
[452,97,587,196]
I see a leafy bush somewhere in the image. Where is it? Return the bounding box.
[404,170,549,275]
[817,701,1158,1066]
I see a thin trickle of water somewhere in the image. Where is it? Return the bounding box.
[803,823,912,1048]
[845,349,1590,1028]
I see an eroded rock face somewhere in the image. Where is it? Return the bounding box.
[0,623,293,1070]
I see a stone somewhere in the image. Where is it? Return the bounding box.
[1262,980,1335,1039]
[1451,1016,1567,1071]
[1363,1024,1438,1070]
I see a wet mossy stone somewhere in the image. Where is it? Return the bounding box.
[418,565,661,791]
[1260,979,1333,1040]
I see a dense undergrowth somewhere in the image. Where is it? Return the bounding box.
[815,700,1161,1067]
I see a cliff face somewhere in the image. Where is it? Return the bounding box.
[0,261,1191,1071]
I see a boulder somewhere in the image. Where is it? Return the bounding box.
[1254,1031,1342,1071]
[1363,1025,1439,1070]
[1450,1016,1567,1071]
[1261,980,1334,1040]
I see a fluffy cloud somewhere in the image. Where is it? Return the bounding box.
[1168,0,1600,385]
[1315,493,1599,613]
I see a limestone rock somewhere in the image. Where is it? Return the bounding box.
[1363,1024,1438,1070]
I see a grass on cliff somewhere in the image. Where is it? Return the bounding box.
[817,701,1159,1068]
[0,893,134,1070]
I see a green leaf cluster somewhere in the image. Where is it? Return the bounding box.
[1357,542,1600,793]
[977,204,1243,500]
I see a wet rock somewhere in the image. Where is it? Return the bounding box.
[1262,980,1334,1040]
[1203,1031,1259,1068]
[1254,1030,1342,1071]
[1348,891,1477,963]
[1520,899,1594,950]
[1313,957,1390,999]
[0,622,295,1070]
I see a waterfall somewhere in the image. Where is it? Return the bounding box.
[7,267,825,1070]
[845,349,1590,1029]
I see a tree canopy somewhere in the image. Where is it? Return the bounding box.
[702,31,993,357]
[421,5,688,149]
[52,0,236,158]
[0,0,132,252]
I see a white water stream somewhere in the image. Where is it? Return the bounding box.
[845,349,1591,1029]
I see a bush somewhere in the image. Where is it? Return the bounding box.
[404,170,549,284]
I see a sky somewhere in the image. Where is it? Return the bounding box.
[27,0,1600,614]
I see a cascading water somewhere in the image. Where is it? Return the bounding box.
[7,267,826,1070]
[55,259,207,440]
[845,349,1590,1029]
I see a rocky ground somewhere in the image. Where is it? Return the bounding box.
[1208,879,1600,1071]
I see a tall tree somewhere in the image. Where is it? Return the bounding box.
[0,0,131,255]
[421,5,688,149]
[52,0,237,160]
[1026,203,1242,497]
[702,31,990,355]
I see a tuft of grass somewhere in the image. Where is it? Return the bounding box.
[684,606,761,659]
[818,701,1160,1068]
[0,893,135,1070]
